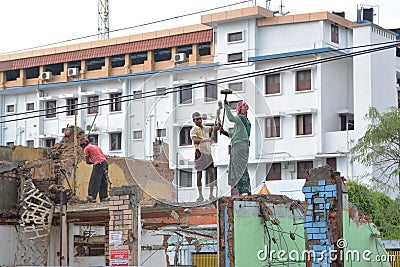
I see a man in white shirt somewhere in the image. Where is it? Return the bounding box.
[190,112,216,201]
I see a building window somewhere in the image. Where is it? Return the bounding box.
[45,63,64,75]
[87,96,99,114]
[26,103,34,111]
[199,42,211,56]
[265,117,280,138]
[6,142,14,147]
[265,74,280,94]
[5,69,20,81]
[156,128,167,138]
[156,87,167,96]
[133,90,142,100]
[204,83,217,102]
[331,24,339,44]
[228,82,243,92]
[340,115,354,131]
[109,93,122,112]
[179,169,192,187]
[6,105,15,113]
[179,127,192,146]
[327,158,337,171]
[179,85,193,104]
[133,130,143,140]
[26,140,34,147]
[297,161,313,179]
[266,163,281,181]
[87,57,105,71]
[26,67,39,79]
[227,31,243,42]
[45,101,56,118]
[66,98,78,116]
[177,44,193,58]
[130,51,148,65]
[154,48,171,62]
[205,167,217,185]
[110,132,122,151]
[296,114,312,135]
[227,52,243,62]
[45,138,56,148]
[88,135,99,146]
[296,70,311,91]
[111,54,125,68]
[69,60,81,70]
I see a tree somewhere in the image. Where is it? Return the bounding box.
[350,106,400,193]
[347,180,400,239]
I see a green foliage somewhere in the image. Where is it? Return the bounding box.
[347,180,400,239]
[350,106,400,191]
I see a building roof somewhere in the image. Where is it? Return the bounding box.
[0,29,212,71]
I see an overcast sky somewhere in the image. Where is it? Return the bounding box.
[0,0,398,54]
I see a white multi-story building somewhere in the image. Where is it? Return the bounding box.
[0,6,398,200]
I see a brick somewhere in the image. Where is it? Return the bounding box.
[119,204,130,210]
[305,193,315,199]
[311,186,322,192]
[312,222,327,228]
[306,216,313,222]
[306,228,320,234]
[325,185,336,191]
[314,198,324,204]
[313,233,327,239]
[109,205,119,211]
[318,180,326,186]
[112,200,124,206]
[123,209,132,215]
[302,186,312,193]
[304,222,313,228]
[319,191,333,198]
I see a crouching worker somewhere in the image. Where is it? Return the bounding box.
[79,138,109,202]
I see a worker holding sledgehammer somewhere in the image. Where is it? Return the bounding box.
[219,89,252,196]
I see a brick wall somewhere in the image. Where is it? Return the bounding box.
[302,165,345,267]
[108,186,140,266]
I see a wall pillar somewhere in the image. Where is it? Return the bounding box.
[302,165,346,267]
[108,186,140,266]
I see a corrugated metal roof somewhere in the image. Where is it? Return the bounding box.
[0,30,212,71]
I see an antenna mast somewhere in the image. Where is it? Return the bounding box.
[98,0,109,39]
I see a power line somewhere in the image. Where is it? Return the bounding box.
[0,42,397,124]
[0,0,252,55]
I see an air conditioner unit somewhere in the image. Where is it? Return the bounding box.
[67,67,79,77]
[41,72,53,81]
[174,53,187,63]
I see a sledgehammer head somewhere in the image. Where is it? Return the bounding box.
[220,89,233,95]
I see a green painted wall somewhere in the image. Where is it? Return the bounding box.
[343,210,390,267]
[232,200,305,267]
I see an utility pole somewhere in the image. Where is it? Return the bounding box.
[98,0,110,39]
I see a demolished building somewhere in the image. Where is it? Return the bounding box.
[0,128,396,266]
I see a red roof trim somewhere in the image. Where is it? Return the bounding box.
[0,30,212,72]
